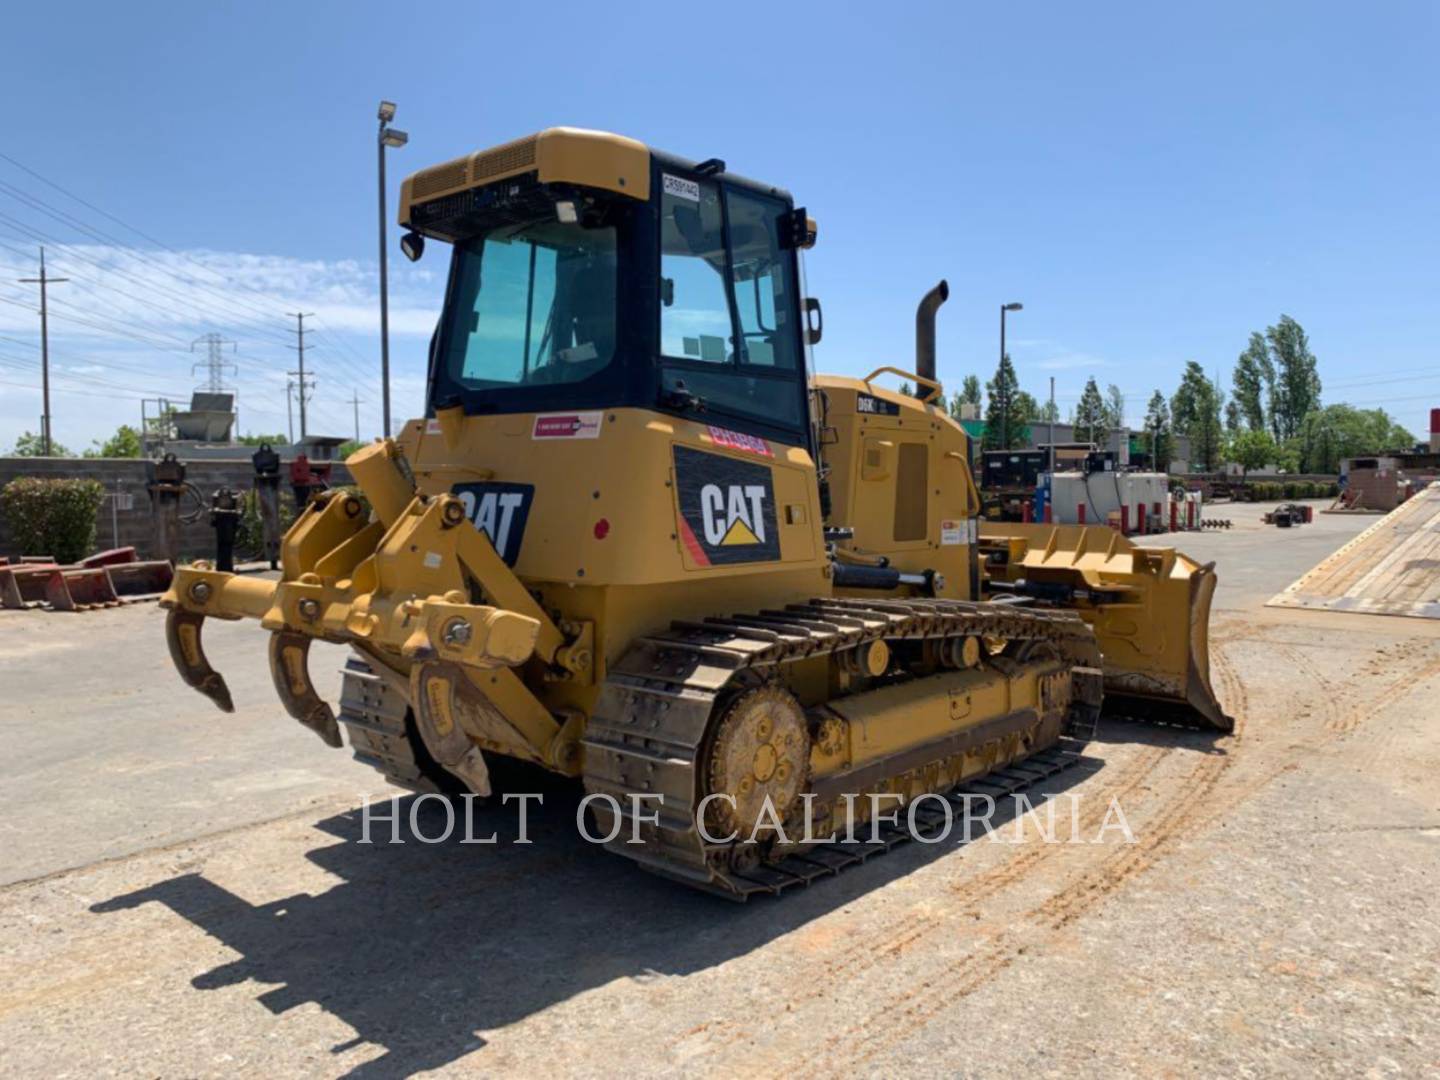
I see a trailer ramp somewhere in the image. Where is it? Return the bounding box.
[1268,483,1440,620]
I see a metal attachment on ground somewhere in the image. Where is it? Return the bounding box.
[208,487,242,573]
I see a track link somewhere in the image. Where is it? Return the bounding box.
[582,597,1104,898]
[337,655,454,794]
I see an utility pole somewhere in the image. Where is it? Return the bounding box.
[18,247,69,456]
[286,380,296,444]
[287,312,316,440]
[350,389,363,442]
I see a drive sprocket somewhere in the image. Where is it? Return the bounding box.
[704,685,810,841]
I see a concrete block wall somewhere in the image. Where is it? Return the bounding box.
[0,457,353,561]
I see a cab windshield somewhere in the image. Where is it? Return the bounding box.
[440,219,618,389]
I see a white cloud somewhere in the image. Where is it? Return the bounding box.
[1035,350,1112,372]
[0,240,444,449]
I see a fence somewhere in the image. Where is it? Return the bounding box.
[0,456,353,561]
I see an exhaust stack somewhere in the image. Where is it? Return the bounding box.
[915,279,950,391]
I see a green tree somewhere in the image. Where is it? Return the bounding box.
[948,374,983,419]
[8,431,74,457]
[982,353,1028,450]
[1103,384,1126,432]
[960,374,982,407]
[1227,429,1277,477]
[1172,362,1224,471]
[1289,404,1415,474]
[1074,377,1109,447]
[1143,390,1173,471]
[1267,315,1321,440]
[237,432,288,447]
[1224,398,1242,433]
[1035,398,1060,423]
[1232,331,1273,432]
[85,425,142,458]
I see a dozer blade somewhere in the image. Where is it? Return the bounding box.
[269,631,343,748]
[164,609,235,713]
[980,523,1232,732]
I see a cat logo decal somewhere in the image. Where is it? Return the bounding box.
[673,445,780,566]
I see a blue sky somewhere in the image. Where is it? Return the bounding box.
[1,0,1436,449]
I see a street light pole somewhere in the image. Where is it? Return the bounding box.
[999,301,1023,449]
[377,101,408,439]
[1049,376,1056,475]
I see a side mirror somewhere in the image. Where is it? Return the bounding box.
[400,231,425,262]
[804,297,823,345]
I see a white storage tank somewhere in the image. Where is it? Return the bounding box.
[1049,471,1170,533]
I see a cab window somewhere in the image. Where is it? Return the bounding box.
[659,177,803,429]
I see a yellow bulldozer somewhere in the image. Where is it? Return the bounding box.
[161,128,1228,896]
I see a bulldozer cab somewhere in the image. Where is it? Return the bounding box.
[408,129,815,452]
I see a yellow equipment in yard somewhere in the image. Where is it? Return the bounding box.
[161,127,1228,896]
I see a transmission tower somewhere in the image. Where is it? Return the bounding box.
[190,333,238,392]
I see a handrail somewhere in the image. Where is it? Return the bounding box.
[860,366,943,404]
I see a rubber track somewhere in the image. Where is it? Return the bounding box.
[581,597,1104,899]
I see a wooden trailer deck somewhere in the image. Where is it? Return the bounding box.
[1268,482,1440,619]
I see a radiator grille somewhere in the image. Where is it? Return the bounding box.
[411,160,468,200]
[470,136,537,184]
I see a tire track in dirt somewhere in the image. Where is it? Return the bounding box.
[944,743,1172,910]
[1326,641,1440,735]
[801,645,1256,1070]
[690,745,1176,1062]
[807,630,1440,1068]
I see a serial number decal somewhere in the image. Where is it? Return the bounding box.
[662,174,701,202]
[532,411,603,440]
[705,425,773,457]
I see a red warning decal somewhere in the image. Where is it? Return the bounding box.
[705,425,772,457]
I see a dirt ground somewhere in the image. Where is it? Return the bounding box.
[1,499,1437,1078]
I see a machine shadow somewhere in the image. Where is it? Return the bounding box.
[1091,715,1233,754]
[90,758,1101,1078]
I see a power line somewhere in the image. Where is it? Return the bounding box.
[0,208,294,348]
[0,174,298,340]
[0,148,306,327]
